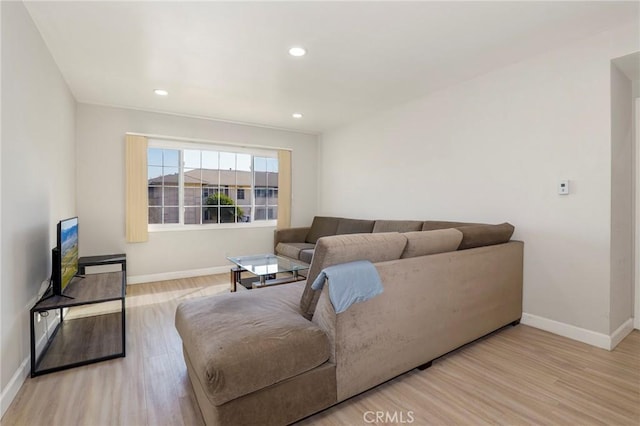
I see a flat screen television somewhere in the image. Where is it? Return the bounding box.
[52,217,79,296]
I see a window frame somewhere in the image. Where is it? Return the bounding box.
[147,139,279,232]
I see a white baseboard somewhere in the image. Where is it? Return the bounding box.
[127,265,230,284]
[521,313,609,349]
[1,310,59,418]
[521,313,634,351]
[610,318,635,349]
[634,316,639,330]
[0,358,29,418]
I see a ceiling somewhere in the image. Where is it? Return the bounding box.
[24,1,639,134]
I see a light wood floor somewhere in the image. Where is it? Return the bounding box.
[2,274,639,426]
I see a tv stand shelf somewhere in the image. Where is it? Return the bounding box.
[78,253,126,275]
[30,260,126,377]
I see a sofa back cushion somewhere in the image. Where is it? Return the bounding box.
[457,223,515,249]
[305,216,341,244]
[373,220,423,233]
[422,220,479,231]
[401,229,463,258]
[336,218,375,235]
[300,232,408,318]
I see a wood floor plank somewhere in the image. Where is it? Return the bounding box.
[2,274,638,426]
[143,353,188,426]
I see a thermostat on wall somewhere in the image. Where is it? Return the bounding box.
[558,179,570,195]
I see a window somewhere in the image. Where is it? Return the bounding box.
[147,148,179,224]
[147,143,279,227]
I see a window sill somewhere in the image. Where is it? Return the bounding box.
[148,221,277,233]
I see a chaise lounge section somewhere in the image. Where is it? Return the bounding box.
[175,218,522,425]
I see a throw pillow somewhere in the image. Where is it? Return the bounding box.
[335,218,375,235]
[299,232,408,318]
[305,216,340,244]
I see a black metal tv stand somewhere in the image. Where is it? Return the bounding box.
[30,254,127,377]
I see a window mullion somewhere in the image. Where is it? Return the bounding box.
[179,150,185,225]
[251,155,255,223]
[199,160,203,225]
[217,152,221,224]
[161,156,165,224]
[235,155,238,224]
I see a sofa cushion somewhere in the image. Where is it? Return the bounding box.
[300,232,407,318]
[299,249,315,264]
[306,216,341,244]
[457,223,515,250]
[401,229,463,258]
[335,218,375,235]
[276,242,316,260]
[422,220,479,231]
[372,220,423,233]
[175,282,329,406]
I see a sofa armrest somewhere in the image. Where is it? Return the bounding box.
[312,241,523,402]
[274,227,311,252]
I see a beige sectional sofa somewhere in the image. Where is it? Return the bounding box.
[274,216,515,268]
[175,218,523,425]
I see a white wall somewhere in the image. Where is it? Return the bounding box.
[319,23,639,339]
[75,104,318,279]
[610,63,634,334]
[1,1,76,415]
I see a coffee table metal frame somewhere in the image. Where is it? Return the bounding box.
[227,254,309,291]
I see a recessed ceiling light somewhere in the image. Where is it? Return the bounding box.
[288,47,306,57]
[292,113,303,119]
[154,89,168,96]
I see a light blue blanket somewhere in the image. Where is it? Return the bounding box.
[310,260,383,313]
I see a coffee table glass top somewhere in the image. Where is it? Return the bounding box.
[226,254,309,277]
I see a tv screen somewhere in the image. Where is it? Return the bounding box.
[57,217,79,293]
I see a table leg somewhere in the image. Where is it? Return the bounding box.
[230,267,242,292]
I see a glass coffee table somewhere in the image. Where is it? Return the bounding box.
[226,254,309,291]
